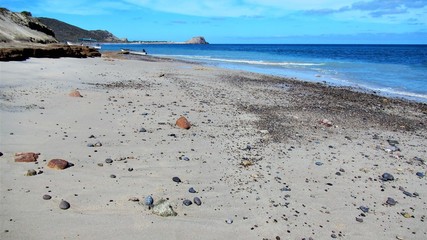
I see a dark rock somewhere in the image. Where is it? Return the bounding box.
[381,173,394,181]
[172,177,181,183]
[387,140,399,146]
[359,206,369,213]
[183,199,192,206]
[59,200,70,210]
[105,158,113,164]
[139,127,147,133]
[189,187,197,193]
[315,162,323,166]
[386,197,397,206]
[193,197,201,206]
[110,174,116,178]
[355,217,363,223]
[42,194,51,200]
[402,191,413,197]
[416,172,425,177]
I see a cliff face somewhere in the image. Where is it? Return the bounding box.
[37,17,123,42]
[0,8,58,43]
[186,36,209,44]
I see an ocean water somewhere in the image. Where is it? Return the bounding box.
[101,44,427,103]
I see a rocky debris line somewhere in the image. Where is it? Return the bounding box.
[0,44,101,61]
[185,36,208,44]
[0,8,57,43]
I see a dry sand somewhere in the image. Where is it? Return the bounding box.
[1,55,426,240]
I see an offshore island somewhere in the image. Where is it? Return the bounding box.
[1,8,427,240]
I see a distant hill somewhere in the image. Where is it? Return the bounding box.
[37,17,125,43]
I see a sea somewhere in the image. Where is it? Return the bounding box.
[101,44,427,103]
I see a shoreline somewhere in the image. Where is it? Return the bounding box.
[1,55,426,239]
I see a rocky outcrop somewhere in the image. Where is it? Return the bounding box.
[186,36,209,44]
[0,8,57,43]
[0,43,101,61]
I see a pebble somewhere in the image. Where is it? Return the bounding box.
[355,217,364,223]
[59,200,70,210]
[386,197,397,206]
[42,194,52,200]
[193,197,202,206]
[105,158,113,164]
[381,173,394,181]
[139,127,147,133]
[183,199,192,206]
[172,177,181,183]
[110,174,116,178]
[25,169,37,176]
[87,143,95,147]
[128,197,139,202]
[181,156,190,161]
[225,219,233,224]
[416,172,425,177]
[402,191,413,197]
[359,206,369,213]
[189,187,197,193]
[315,161,323,166]
[145,196,154,206]
[387,139,399,146]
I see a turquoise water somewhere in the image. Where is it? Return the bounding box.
[102,44,427,103]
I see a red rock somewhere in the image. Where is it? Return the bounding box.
[69,90,83,97]
[176,116,191,129]
[14,152,40,162]
[47,159,69,170]
[319,119,333,127]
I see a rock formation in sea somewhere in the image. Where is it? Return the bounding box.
[186,36,209,44]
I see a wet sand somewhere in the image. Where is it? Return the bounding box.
[1,54,426,240]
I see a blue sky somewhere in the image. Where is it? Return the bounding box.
[2,0,427,43]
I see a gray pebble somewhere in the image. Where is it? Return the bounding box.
[386,197,397,206]
[359,206,369,213]
[43,194,52,200]
[225,219,233,224]
[110,174,116,178]
[189,187,197,193]
[416,172,425,177]
[172,177,181,183]
[193,197,202,206]
[139,127,147,133]
[105,158,113,164]
[183,199,192,206]
[402,191,413,197]
[59,200,70,210]
[87,143,94,147]
[181,156,190,161]
[315,161,323,166]
[381,173,394,181]
[356,217,363,223]
[145,196,154,206]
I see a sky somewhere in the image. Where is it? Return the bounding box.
[2,0,427,44]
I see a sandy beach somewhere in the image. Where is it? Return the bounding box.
[1,54,426,240]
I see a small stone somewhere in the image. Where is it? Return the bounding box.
[42,194,52,200]
[402,212,413,218]
[110,174,116,178]
[189,187,197,193]
[59,200,70,210]
[386,197,397,206]
[176,116,191,129]
[331,233,337,238]
[193,197,202,206]
[25,169,37,176]
[128,168,133,172]
[94,142,102,147]
[105,158,113,164]
[145,196,154,206]
[14,152,40,162]
[183,199,192,206]
[172,177,181,183]
[97,163,103,167]
[152,199,177,217]
[139,127,147,133]
[359,206,369,213]
[387,139,399,146]
[402,191,413,197]
[69,90,83,97]
[381,173,394,181]
[315,161,323,166]
[241,159,253,167]
[416,172,425,177]
[225,219,233,224]
[87,143,95,147]
[128,197,139,202]
[47,159,70,170]
[356,217,363,223]
[181,156,190,161]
